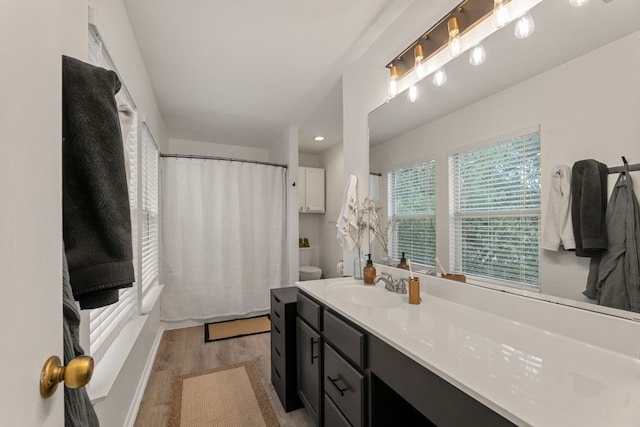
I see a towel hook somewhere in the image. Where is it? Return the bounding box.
[622,156,629,172]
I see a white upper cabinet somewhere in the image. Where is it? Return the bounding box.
[298,167,325,213]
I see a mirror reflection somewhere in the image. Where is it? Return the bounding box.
[368,0,640,318]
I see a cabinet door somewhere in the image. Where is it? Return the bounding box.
[297,318,321,423]
[305,167,325,213]
[297,167,307,212]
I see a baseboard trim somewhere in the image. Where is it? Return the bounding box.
[123,325,164,427]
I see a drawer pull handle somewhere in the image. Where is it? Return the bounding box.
[274,310,281,318]
[274,324,281,334]
[327,376,349,397]
[310,338,319,364]
[274,366,281,379]
[274,346,281,357]
[274,295,281,303]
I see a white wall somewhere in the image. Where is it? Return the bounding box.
[320,143,345,278]
[90,0,169,152]
[168,137,270,161]
[270,128,300,285]
[299,152,321,168]
[370,31,640,305]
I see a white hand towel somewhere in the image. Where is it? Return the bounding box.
[541,164,576,251]
[336,175,358,250]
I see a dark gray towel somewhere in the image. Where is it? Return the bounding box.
[570,159,609,257]
[62,55,134,309]
[64,247,100,427]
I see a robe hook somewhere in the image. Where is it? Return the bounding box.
[622,156,629,172]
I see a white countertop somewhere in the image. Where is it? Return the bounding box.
[297,277,640,427]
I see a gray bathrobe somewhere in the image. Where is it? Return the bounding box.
[584,172,640,312]
[64,248,100,427]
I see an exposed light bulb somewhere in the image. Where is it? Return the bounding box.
[433,69,447,87]
[449,37,462,58]
[388,65,399,98]
[493,0,511,29]
[408,85,417,103]
[414,44,426,79]
[416,62,426,79]
[469,45,486,66]
[448,17,462,58]
[569,0,590,6]
[514,13,535,39]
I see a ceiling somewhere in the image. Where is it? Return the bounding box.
[123,0,400,153]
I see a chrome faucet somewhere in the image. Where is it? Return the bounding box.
[375,272,395,291]
[374,272,408,295]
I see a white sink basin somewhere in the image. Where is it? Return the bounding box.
[325,283,404,308]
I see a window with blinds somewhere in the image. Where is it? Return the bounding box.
[141,123,159,299]
[88,25,138,361]
[449,131,541,288]
[387,161,436,267]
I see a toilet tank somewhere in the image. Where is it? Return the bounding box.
[299,247,313,266]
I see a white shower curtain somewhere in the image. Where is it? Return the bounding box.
[160,157,287,322]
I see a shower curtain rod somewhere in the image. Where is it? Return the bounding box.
[160,153,287,169]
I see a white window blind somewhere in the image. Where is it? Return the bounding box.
[449,131,541,288]
[387,161,436,267]
[88,25,138,361]
[141,123,159,298]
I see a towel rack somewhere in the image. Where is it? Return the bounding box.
[608,156,640,174]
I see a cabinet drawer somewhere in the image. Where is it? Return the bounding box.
[325,394,352,427]
[270,305,285,334]
[271,323,285,352]
[323,310,365,368]
[297,292,321,330]
[272,341,285,372]
[271,362,285,398]
[324,343,365,427]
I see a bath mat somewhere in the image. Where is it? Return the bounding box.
[204,315,271,343]
[167,361,280,427]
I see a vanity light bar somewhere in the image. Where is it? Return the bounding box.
[385,0,495,81]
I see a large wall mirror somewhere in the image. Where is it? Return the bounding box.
[368,0,640,319]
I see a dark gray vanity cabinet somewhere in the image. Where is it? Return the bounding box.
[270,287,303,412]
[297,292,323,425]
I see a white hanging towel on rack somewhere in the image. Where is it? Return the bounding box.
[541,164,575,251]
[336,174,358,250]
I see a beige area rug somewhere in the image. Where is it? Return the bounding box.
[204,315,271,343]
[168,361,280,427]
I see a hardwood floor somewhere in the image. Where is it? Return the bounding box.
[133,326,314,427]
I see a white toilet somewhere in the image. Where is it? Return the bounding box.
[299,247,322,281]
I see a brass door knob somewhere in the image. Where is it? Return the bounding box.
[40,355,94,398]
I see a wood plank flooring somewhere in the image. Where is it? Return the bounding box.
[134,326,314,427]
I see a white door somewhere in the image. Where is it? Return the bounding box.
[0,1,67,425]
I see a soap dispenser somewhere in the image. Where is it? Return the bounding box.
[363,254,376,285]
[397,252,409,270]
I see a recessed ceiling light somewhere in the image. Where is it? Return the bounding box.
[314,136,325,141]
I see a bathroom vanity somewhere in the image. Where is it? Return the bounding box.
[292,275,640,426]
